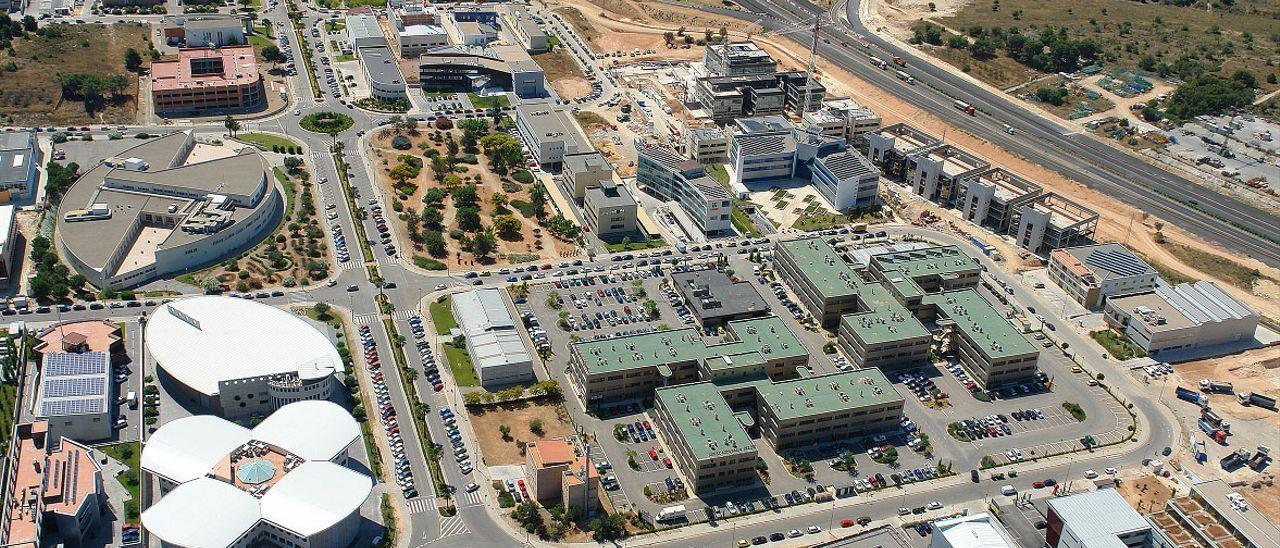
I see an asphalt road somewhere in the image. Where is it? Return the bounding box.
[669,0,1280,267]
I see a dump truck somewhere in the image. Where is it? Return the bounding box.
[1221,449,1250,471]
[953,100,975,115]
[1248,447,1271,471]
[1198,419,1228,445]
[1201,409,1231,431]
[1176,386,1208,407]
[1199,379,1234,394]
[1238,392,1278,411]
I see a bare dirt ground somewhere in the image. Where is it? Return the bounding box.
[531,49,592,100]
[467,400,575,465]
[1115,473,1177,515]
[366,127,576,269]
[553,0,1280,323]
[1239,476,1280,527]
[1171,345,1280,429]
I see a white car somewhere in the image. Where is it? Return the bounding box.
[435,283,447,291]
[927,501,943,510]
[807,525,820,534]
[1105,467,1118,475]
[788,530,802,538]
[465,482,479,493]
[1084,470,1098,479]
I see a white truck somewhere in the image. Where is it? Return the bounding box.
[656,505,686,522]
[895,70,914,84]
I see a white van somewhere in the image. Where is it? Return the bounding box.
[1001,485,1016,496]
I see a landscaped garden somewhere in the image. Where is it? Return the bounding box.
[366,116,580,270]
[300,111,354,136]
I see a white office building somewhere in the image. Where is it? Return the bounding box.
[451,288,535,387]
[930,513,1018,548]
[1045,489,1155,548]
[35,352,114,443]
[1104,281,1259,355]
[515,101,591,169]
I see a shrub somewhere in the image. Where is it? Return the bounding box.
[391,135,412,150]
[511,170,534,184]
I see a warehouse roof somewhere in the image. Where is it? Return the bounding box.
[1046,489,1150,548]
[452,288,531,371]
[932,513,1018,548]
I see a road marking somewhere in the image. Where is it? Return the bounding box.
[393,310,418,321]
[459,490,483,506]
[438,516,469,538]
[353,313,379,325]
[406,497,434,514]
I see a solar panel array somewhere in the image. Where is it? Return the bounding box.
[44,353,108,377]
[1084,249,1152,278]
[44,377,106,398]
[40,397,105,417]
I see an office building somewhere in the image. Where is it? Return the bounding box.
[146,296,340,419]
[635,143,733,235]
[1009,193,1098,255]
[452,288,535,387]
[1048,244,1158,309]
[923,289,1039,386]
[729,116,798,185]
[346,15,385,48]
[773,238,862,327]
[867,245,982,309]
[358,45,407,100]
[397,25,448,57]
[149,46,265,115]
[812,148,880,210]
[685,126,730,165]
[703,42,777,77]
[0,205,13,283]
[865,123,941,180]
[1,422,105,547]
[502,7,547,53]
[1104,281,1258,355]
[582,180,639,241]
[34,319,125,363]
[142,401,371,548]
[163,14,247,47]
[389,2,438,30]
[672,269,769,326]
[563,152,613,200]
[930,513,1018,548]
[1045,489,1154,548]
[802,98,881,145]
[445,17,497,46]
[0,132,39,200]
[727,116,878,210]
[954,167,1042,233]
[907,144,991,208]
[1156,479,1280,548]
[515,100,592,168]
[651,381,759,493]
[694,72,824,123]
[525,438,598,516]
[55,132,279,289]
[418,44,546,98]
[35,352,113,444]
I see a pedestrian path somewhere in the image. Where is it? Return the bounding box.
[406,497,434,514]
[457,489,482,507]
[377,255,402,267]
[392,309,418,321]
[353,313,379,325]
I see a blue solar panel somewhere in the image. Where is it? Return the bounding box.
[40,398,105,417]
[44,353,108,377]
[44,377,105,398]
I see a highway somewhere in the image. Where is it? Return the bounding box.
[677,0,1280,266]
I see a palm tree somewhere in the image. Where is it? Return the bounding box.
[224,115,240,137]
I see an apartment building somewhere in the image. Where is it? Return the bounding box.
[525,438,598,516]
[954,167,1043,233]
[685,127,730,165]
[1048,244,1158,309]
[922,290,1039,387]
[1104,281,1257,355]
[582,180,639,241]
[635,143,733,235]
[1009,193,1098,255]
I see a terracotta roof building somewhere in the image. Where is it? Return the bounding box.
[35,320,125,364]
[0,422,106,547]
[150,46,264,115]
[525,438,598,516]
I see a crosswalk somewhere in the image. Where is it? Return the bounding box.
[353,313,379,325]
[392,310,418,321]
[406,497,434,514]
[377,255,402,266]
[457,489,483,507]
[438,515,469,538]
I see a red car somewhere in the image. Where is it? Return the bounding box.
[663,457,672,468]
[643,420,652,430]
[840,519,854,528]
[1033,481,1045,488]
[648,448,658,460]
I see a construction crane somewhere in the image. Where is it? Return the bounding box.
[744,14,826,114]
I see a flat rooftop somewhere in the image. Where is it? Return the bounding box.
[655,382,756,462]
[923,289,1038,359]
[1058,243,1154,282]
[777,238,861,300]
[672,269,770,321]
[973,168,1041,204]
[151,46,260,92]
[924,144,990,178]
[0,132,35,186]
[753,368,902,421]
[584,180,634,209]
[516,101,590,150]
[879,123,939,155]
[573,316,806,376]
[358,45,404,87]
[870,245,979,282]
[1191,479,1280,548]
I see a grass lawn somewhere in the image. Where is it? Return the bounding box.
[430,297,457,335]
[102,442,142,521]
[335,53,357,62]
[468,93,510,109]
[273,168,297,220]
[238,132,302,151]
[1090,329,1147,360]
[792,212,855,231]
[1138,253,1196,286]
[442,343,479,387]
[731,203,760,237]
[706,164,730,189]
[1159,240,1272,291]
[0,382,16,449]
[604,238,667,252]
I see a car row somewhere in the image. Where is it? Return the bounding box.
[368,200,396,256]
[407,315,444,392]
[440,407,473,475]
[359,323,417,499]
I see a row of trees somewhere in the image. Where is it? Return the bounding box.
[918,22,1102,73]
[59,73,133,114]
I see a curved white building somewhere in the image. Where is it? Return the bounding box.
[142,401,371,548]
[55,131,281,289]
[146,295,339,419]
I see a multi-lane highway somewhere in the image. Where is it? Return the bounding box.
[677,0,1280,267]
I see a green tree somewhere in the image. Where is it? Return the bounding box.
[124,47,144,72]
[389,162,418,186]
[472,227,497,258]
[431,156,449,181]
[457,207,481,231]
[493,215,521,239]
[423,206,445,230]
[224,115,240,137]
[261,44,286,64]
[529,184,549,221]
[424,230,447,257]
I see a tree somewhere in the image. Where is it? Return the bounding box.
[453,184,479,209]
[389,162,419,187]
[457,207,481,231]
[125,47,144,72]
[499,424,512,441]
[422,206,445,230]
[446,135,459,162]
[314,302,331,318]
[261,44,286,64]
[663,31,674,45]
[472,227,496,258]
[431,156,449,181]
[590,513,629,542]
[493,215,521,239]
[224,115,240,137]
[22,15,36,32]
[491,192,508,210]
[528,418,544,436]
[424,230,447,257]
[529,184,549,221]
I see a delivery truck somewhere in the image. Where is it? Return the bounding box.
[656,505,686,522]
[1176,386,1208,407]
